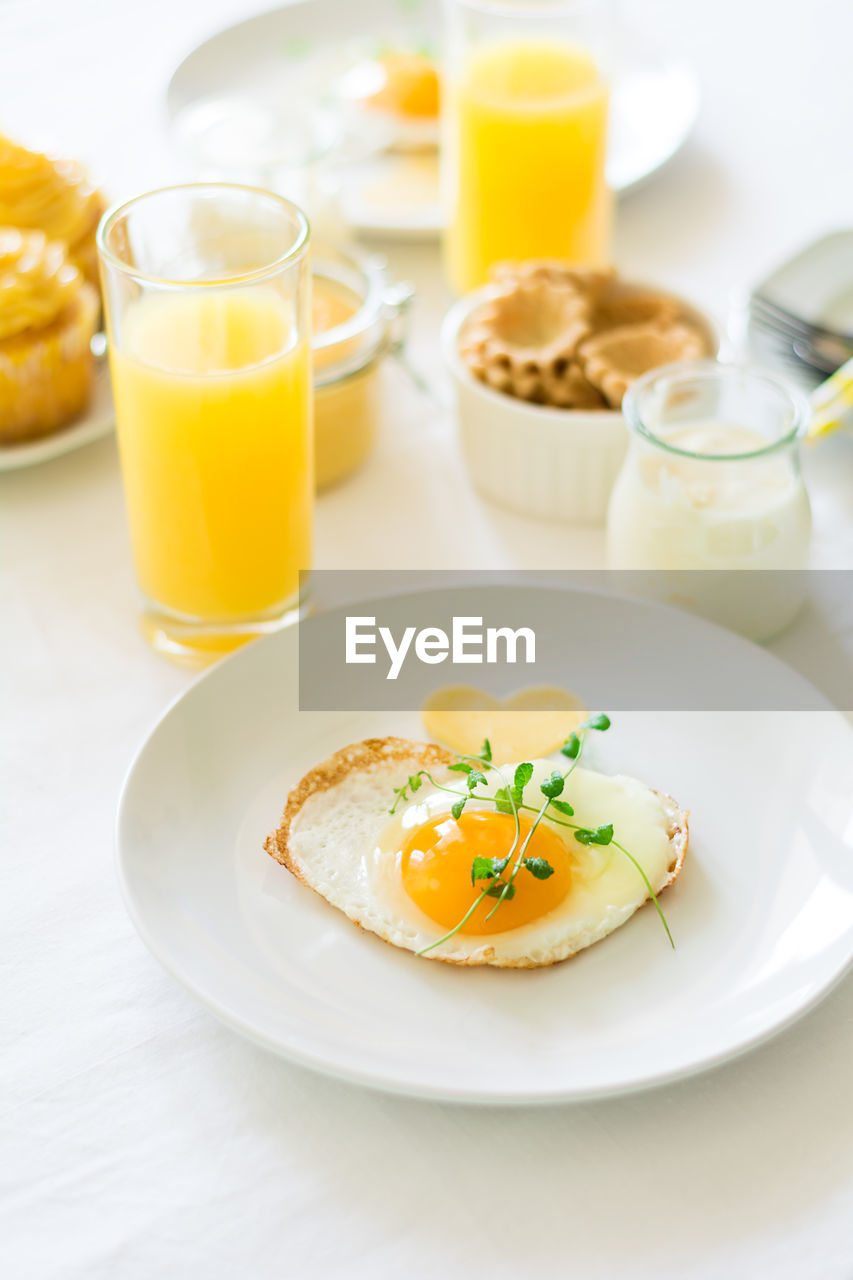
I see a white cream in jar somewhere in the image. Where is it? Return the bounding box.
[606,362,812,640]
[607,419,811,570]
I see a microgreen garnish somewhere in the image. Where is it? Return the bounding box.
[389,772,424,813]
[471,855,509,884]
[514,762,534,790]
[574,823,614,846]
[493,788,514,814]
[485,881,515,900]
[540,770,565,799]
[522,857,555,880]
[470,852,528,903]
[388,714,674,955]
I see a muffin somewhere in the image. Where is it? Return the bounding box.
[0,227,99,443]
[0,134,107,291]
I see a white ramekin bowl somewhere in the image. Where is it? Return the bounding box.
[441,284,718,526]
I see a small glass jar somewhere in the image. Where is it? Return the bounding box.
[311,246,414,490]
[606,361,812,639]
[174,96,347,246]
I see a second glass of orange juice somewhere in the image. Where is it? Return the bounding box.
[443,0,612,294]
[98,184,312,660]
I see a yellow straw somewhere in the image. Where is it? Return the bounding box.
[808,354,853,439]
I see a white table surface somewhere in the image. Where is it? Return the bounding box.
[3,2,853,1277]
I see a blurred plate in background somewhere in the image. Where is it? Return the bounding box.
[166,0,701,240]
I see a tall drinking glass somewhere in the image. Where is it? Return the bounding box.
[443,0,612,294]
[98,183,312,661]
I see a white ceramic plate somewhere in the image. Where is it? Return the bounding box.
[117,590,853,1103]
[0,360,113,471]
[166,0,700,239]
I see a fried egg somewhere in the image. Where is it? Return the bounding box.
[339,52,441,151]
[265,737,688,968]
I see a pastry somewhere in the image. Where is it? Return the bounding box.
[0,134,107,291]
[0,227,98,443]
[459,278,594,405]
[490,259,615,299]
[459,262,714,410]
[590,279,684,332]
[579,321,708,408]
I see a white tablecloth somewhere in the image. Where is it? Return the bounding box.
[3,2,853,1277]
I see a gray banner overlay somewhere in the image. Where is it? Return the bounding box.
[298,571,853,712]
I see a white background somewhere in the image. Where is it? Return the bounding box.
[3,1,853,1277]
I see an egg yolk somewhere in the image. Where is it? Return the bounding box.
[368,54,440,118]
[400,810,571,935]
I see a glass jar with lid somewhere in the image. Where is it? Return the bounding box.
[312,245,414,490]
[606,361,812,639]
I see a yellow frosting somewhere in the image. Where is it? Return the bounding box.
[0,227,81,339]
[0,135,103,253]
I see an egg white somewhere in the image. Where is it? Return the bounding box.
[280,752,683,967]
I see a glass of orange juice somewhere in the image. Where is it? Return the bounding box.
[443,0,613,294]
[97,183,312,661]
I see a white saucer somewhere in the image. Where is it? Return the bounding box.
[117,591,853,1104]
[166,0,700,240]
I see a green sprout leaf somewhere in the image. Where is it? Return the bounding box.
[485,882,515,900]
[493,787,514,814]
[540,770,565,799]
[574,823,614,846]
[467,769,488,791]
[471,854,510,886]
[550,798,575,817]
[522,857,555,880]
[495,783,525,812]
[581,713,611,732]
[561,734,581,759]
[451,797,467,821]
[448,762,472,774]
[514,762,534,792]
[471,856,497,884]
[389,773,425,814]
[479,739,492,763]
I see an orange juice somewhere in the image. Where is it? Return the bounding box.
[445,39,611,293]
[108,288,312,621]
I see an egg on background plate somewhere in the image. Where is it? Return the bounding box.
[338,51,441,150]
[265,737,688,968]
